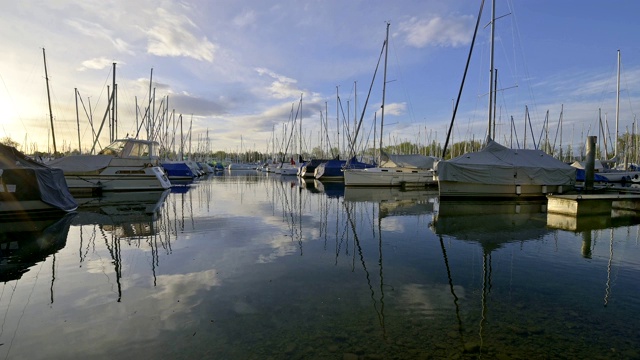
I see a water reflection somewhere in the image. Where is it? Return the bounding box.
[1,173,639,359]
[432,200,550,356]
[72,190,171,301]
[0,214,74,283]
[434,200,549,250]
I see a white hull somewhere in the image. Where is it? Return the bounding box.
[64,166,171,191]
[600,170,640,182]
[49,139,172,192]
[228,163,258,170]
[344,167,436,187]
[438,180,568,199]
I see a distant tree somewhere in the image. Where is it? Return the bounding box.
[0,136,20,149]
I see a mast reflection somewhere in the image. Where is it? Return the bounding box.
[73,190,170,301]
[432,199,548,354]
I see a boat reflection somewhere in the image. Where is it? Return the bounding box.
[73,190,169,235]
[344,187,437,217]
[433,200,549,250]
[0,214,75,283]
[313,180,345,198]
[72,190,171,302]
[431,200,549,355]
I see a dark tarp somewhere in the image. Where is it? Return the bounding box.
[0,144,77,212]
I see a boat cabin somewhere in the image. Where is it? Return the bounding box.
[99,139,160,159]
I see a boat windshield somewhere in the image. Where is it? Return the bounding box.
[129,142,151,158]
[99,140,127,156]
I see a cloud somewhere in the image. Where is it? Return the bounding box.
[398,15,475,48]
[170,92,229,116]
[255,68,301,99]
[145,8,217,62]
[65,18,134,55]
[78,57,121,71]
[233,9,257,28]
[383,102,407,116]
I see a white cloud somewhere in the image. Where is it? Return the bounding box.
[384,102,407,116]
[255,68,300,99]
[65,18,134,55]
[398,15,475,48]
[145,8,217,62]
[78,57,120,71]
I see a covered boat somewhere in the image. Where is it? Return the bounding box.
[344,153,437,187]
[435,139,575,199]
[0,144,77,219]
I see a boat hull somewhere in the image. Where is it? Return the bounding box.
[438,181,568,199]
[344,167,436,187]
[64,166,171,191]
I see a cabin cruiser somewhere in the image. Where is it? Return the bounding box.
[49,138,171,193]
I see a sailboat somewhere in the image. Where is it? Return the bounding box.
[434,0,575,199]
[343,23,438,187]
[572,50,640,183]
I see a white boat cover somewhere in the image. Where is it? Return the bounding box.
[436,140,575,185]
[570,160,604,171]
[49,155,113,172]
[380,152,438,169]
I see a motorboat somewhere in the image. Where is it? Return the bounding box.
[49,138,171,192]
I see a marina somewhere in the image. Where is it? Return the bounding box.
[3,0,640,359]
[1,171,640,359]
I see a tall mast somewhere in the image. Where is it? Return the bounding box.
[43,48,57,154]
[379,22,390,165]
[615,49,620,160]
[299,93,303,161]
[487,0,496,140]
[112,62,117,141]
[75,88,81,154]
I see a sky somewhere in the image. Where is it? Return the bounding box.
[1,0,640,157]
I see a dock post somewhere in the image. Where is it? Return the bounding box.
[585,136,597,191]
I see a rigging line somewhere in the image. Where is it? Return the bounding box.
[5,259,47,360]
[506,0,540,122]
[442,0,486,157]
[0,281,19,343]
[390,31,417,125]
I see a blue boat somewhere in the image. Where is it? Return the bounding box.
[162,161,196,181]
[314,156,375,181]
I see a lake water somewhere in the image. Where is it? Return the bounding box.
[1,171,639,359]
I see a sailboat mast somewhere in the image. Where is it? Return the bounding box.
[112,62,117,141]
[487,0,496,140]
[615,49,620,160]
[43,48,57,154]
[299,93,303,161]
[379,22,390,165]
[75,88,81,154]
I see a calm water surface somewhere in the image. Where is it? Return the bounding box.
[1,171,639,359]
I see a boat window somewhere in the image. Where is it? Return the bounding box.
[129,142,149,158]
[99,140,126,156]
